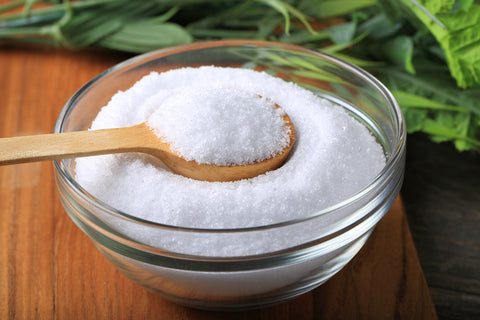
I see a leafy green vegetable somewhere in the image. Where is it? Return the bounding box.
[389,0,480,88]
[0,0,479,151]
[375,64,480,151]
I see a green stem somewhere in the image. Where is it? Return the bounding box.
[0,25,48,37]
[423,119,480,147]
[0,0,114,23]
[191,28,260,39]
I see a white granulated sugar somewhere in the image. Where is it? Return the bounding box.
[146,88,290,165]
[75,66,386,232]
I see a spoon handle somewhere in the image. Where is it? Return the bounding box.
[0,125,148,165]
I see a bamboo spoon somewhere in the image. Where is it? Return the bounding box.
[0,115,295,182]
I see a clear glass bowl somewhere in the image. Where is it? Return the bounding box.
[53,40,406,310]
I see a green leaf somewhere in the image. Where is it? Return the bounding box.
[422,118,480,150]
[382,35,415,74]
[402,108,428,133]
[452,112,473,150]
[391,0,480,87]
[282,2,316,34]
[300,0,378,19]
[328,21,356,44]
[452,0,474,13]
[98,22,193,53]
[421,0,455,13]
[256,0,291,34]
[357,13,402,39]
[393,91,469,112]
[322,32,369,54]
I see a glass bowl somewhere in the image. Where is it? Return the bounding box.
[53,40,406,310]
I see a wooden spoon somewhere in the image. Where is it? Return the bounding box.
[0,115,295,182]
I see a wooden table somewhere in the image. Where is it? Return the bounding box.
[0,45,437,319]
[402,134,480,320]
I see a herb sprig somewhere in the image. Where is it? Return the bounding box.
[1,0,479,151]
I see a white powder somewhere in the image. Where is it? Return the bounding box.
[146,88,290,165]
[75,66,386,231]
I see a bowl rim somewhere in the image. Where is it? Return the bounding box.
[53,39,406,233]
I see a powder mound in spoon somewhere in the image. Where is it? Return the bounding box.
[146,88,291,166]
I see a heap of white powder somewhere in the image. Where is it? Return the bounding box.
[75,66,386,229]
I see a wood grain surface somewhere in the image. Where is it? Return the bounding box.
[0,45,437,319]
[402,133,480,320]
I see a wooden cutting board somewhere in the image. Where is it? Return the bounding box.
[0,45,437,319]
